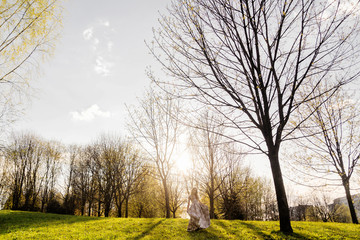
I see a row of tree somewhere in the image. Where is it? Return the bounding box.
[0,131,279,220]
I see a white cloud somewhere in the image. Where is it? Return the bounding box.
[70,104,111,121]
[101,20,110,27]
[94,56,114,76]
[92,38,100,51]
[83,19,115,76]
[107,41,113,51]
[83,27,93,40]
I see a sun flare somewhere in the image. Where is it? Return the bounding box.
[175,150,192,172]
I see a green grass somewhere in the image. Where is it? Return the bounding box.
[0,210,359,239]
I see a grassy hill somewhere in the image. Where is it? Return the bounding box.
[0,210,359,239]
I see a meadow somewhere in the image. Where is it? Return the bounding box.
[0,210,359,239]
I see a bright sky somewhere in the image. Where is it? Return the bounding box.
[15,0,170,145]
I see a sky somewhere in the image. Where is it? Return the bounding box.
[15,0,170,145]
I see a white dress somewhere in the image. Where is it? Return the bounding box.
[187,195,210,231]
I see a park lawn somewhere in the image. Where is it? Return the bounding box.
[0,210,359,239]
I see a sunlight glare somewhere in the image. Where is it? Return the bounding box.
[175,150,192,172]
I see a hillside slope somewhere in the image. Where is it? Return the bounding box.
[0,210,359,239]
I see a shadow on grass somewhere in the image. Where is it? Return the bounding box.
[186,228,222,240]
[238,222,309,240]
[133,219,165,240]
[0,210,100,235]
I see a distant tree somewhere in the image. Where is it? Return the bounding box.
[39,140,62,212]
[4,132,42,210]
[127,87,181,218]
[310,193,338,222]
[262,179,278,221]
[131,171,162,218]
[189,111,226,219]
[292,88,360,224]
[122,146,146,218]
[96,136,122,217]
[150,0,360,233]
[62,145,79,215]
[168,174,185,218]
[21,135,42,211]
[0,0,63,130]
[219,157,249,220]
[0,156,10,209]
[112,143,126,218]
[82,146,99,216]
[72,148,92,216]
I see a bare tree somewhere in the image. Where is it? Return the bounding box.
[62,145,79,215]
[291,88,360,223]
[122,145,147,218]
[95,135,122,217]
[73,148,92,216]
[39,140,62,212]
[22,136,42,211]
[127,87,181,218]
[0,156,10,209]
[149,0,360,232]
[262,179,278,221]
[4,132,41,210]
[0,0,63,130]
[218,150,249,220]
[131,171,162,218]
[310,192,339,223]
[189,111,227,219]
[112,143,126,218]
[168,174,185,218]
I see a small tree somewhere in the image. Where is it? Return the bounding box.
[127,87,181,218]
[189,111,226,219]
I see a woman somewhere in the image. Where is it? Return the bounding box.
[187,188,210,231]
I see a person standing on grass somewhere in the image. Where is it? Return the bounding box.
[187,188,210,231]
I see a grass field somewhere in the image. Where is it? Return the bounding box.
[0,210,359,239]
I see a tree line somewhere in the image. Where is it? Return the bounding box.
[0,131,279,220]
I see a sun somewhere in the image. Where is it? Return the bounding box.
[175,149,192,172]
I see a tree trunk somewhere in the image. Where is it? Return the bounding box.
[268,149,293,233]
[209,189,215,219]
[104,201,111,217]
[117,201,122,217]
[12,184,22,210]
[88,201,92,216]
[342,178,359,224]
[125,197,129,218]
[138,205,143,218]
[163,179,171,218]
[97,199,101,217]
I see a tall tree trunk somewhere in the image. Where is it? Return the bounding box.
[88,201,93,216]
[209,189,215,219]
[97,199,101,217]
[268,148,293,233]
[342,178,359,224]
[163,179,170,218]
[125,197,129,218]
[104,200,111,217]
[12,185,21,210]
[117,201,122,217]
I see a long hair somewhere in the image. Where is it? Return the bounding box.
[190,188,199,200]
